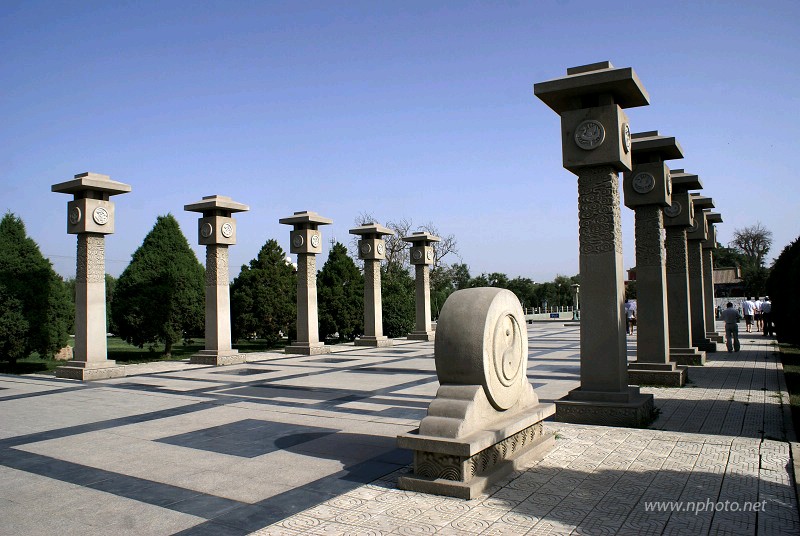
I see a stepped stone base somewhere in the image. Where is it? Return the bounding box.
[670,348,707,366]
[707,332,724,344]
[285,342,331,355]
[407,331,435,341]
[555,386,656,428]
[696,338,717,353]
[55,360,126,381]
[190,350,246,366]
[628,362,688,387]
[397,405,554,499]
[355,337,393,348]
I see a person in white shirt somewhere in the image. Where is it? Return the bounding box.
[754,298,763,331]
[720,302,741,352]
[741,297,755,332]
[761,297,773,336]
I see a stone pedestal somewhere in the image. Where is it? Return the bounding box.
[350,224,393,347]
[185,195,249,366]
[704,213,724,344]
[622,131,686,387]
[688,196,716,353]
[535,61,655,427]
[280,211,333,355]
[397,288,554,499]
[52,172,131,381]
[403,232,440,341]
[664,172,706,365]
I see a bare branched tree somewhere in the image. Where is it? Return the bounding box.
[384,218,413,270]
[730,222,773,268]
[419,222,459,270]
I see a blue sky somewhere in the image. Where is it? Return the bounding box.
[2,1,798,282]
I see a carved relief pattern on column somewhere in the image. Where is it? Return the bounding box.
[421,264,430,288]
[365,259,380,288]
[688,243,703,278]
[76,234,105,284]
[665,227,688,274]
[577,166,622,255]
[305,255,317,288]
[635,205,665,267]
[205,245,229,287]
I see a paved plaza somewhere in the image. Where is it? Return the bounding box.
[0,322,797,535]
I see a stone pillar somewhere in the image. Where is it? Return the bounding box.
[571,283,580,319]
[663,170,706,365]
[704,213,724,343]
[403,231,440,341]
[350,223,394,347]
[279,211,333,355]
[52,172,131,380]
[185,195,249,365]
[687,196,716,352]
[535,61,654,427]
[623,131,686,387]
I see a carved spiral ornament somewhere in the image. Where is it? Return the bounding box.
[632,172,656,194]
[310,234,320,248]
[221,222,233,238]
[69,206,82,225]
[293,234,304,247]
[360,243,372,255]
[664,201,682,218]
[92,207,109,225]
[377,243,385,255]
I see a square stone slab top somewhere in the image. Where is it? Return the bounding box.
[184,195,249,213]
[349,223,394,237]
[670,169,703,192]
[691,194,715,210]
[278,210,333,226]
[52,172,132,195]
[706,211,723,224]
[402,231,441,244]
[534,61,650,114]
[631,130,684,164]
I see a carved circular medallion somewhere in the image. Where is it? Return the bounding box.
[664,201,682,218]
[292,234,304,247]
[360,243,372,255]
[413,249,423,261]
[310,234,320,248]
[92,207,109,225]
[69,206,82,225]
[221,222,233,238]
[622,123,631,153]
[201,222,213,238]
[377,243,385,255]
[666,171,672,196]
[690,219,699,233]
[492,314,524,388]
[574,120,605,150]
[632,172,656,194]
[426,250,433,261]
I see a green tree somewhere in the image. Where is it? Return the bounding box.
[506,277,537,309]
[230,239,296,346]
[0,213,72,364]
[110,214,204,356]
[318,242,363,341]
[382,263,415,338]
[714,245,746,269]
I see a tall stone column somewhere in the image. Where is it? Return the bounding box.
[185,195,249,365]
[687,196,716,352]
[350,223,394,347]
[663,170,706,365]
[571,283,580,319]
[52,172,131,380]
[623,131,686,387]
[704,213,724,343]
[403,231,440,341]
[280,211,333,355]
[535,61,654,427]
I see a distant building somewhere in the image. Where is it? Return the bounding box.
[713,266,744,297]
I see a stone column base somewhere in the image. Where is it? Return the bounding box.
[55,360,126,381]
[706,332,724,344]
[695,338,717,353]
[397,408,554,499]
[628,362,688,387]
[670,348,707,366]
[354,336,393,348]
[407,331,435,341]
[190,350,246,366]
[555,386,655,428]
[285,342,331,355]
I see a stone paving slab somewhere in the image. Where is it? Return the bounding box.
[0,323,797,535]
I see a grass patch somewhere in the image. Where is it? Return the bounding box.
[778,343,800,436]
[0,336,290,376]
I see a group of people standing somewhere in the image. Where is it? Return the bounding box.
[720,296,774,353]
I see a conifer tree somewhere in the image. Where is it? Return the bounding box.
[111,214,204,356]
[318,242,363,341]
[0,213,72,364]
[381,263,415,338]
[230,239,296,346]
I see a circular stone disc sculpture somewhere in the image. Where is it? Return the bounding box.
[434,287,530,411]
